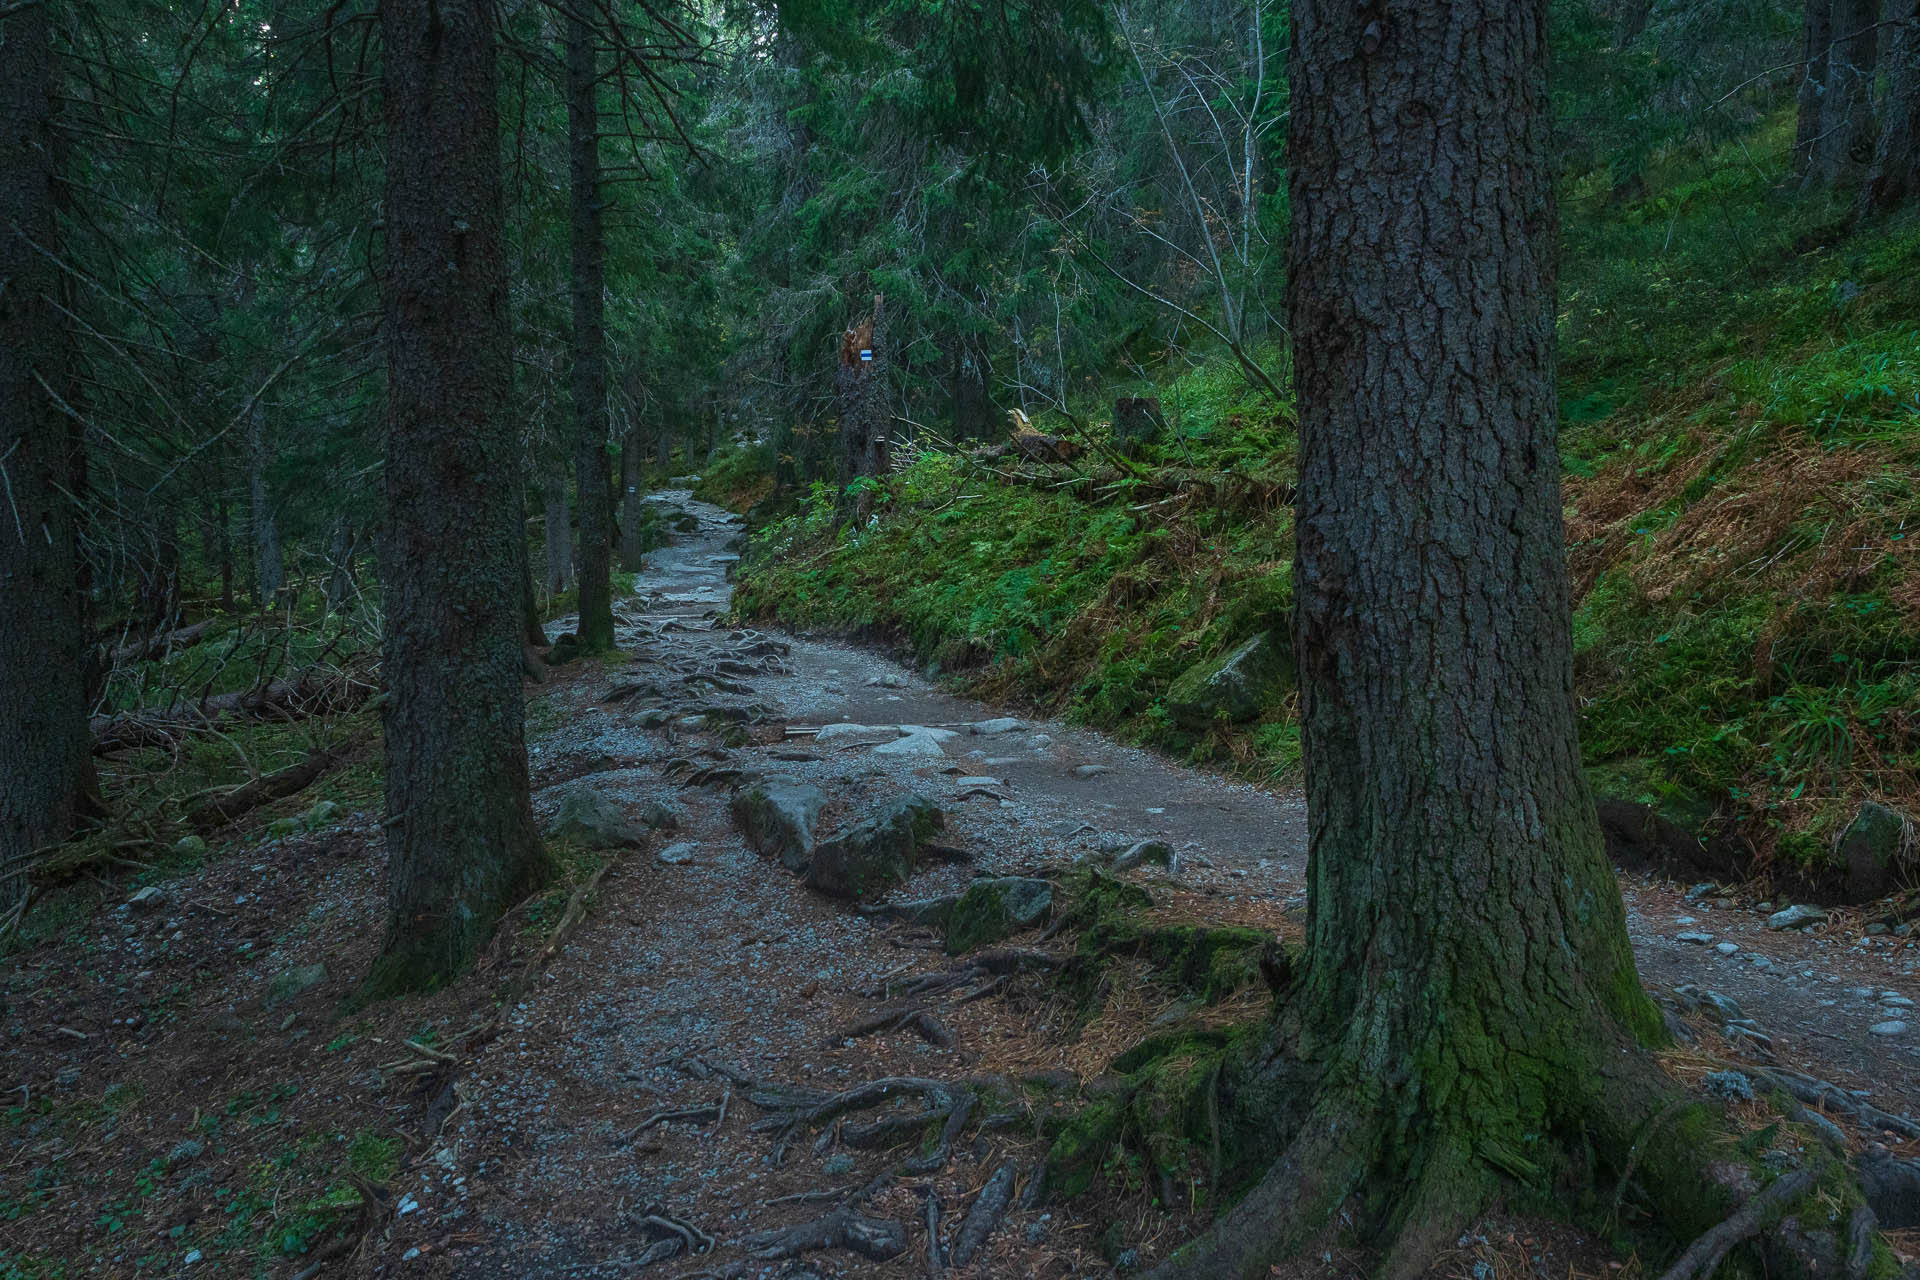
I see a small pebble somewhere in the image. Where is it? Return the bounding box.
[1716,942,1739,956]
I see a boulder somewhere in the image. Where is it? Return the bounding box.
[815,723,892,744]
[638,799,686,832]
[543,784,644,849]
[970,718,1023,736]
[1112,840,1174,872]
[1840,801,1913,900]
[806,796,944,901]
[945,877,1054,953]
[1767,903,1827,930]
[1165,632,1293,728]
[732,779,828,871]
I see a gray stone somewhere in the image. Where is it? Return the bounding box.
[1072,764,1110,779]
[970,718,1023,736]
[864,673,908,689]
[1880,995,1915,1009]
[815,722,892,744]
[953,776,1002,787]
[127,885,167,911]
[638,799,686,831]
[732,780,827,871]
[1840,801,1913,900]
[1767,904,1827,930]
[1112,840,1175,873]
[1166,632,1294,728]
[945,877,1055,953]
[1716,942,1740,955]
[895,725,959,742]
[172,835,208,859]
[872,732,948,758]
[543,785,643,849]
[1871,1020,1909,1036]
[1025,734,1053,751]
[265,963,327,1010]
[806,796,945,901]
[657,842,699,865]
[1867,922,1891,936]
[1676,931,1715,945]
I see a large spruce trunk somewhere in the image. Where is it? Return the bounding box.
[1812,0,1882,183]
[1862,0,1920,213]
[371,0,547,993]
[567,11,614,652]
[1152,2,1670,1274]
[0,2,96,909]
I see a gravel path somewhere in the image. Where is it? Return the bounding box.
[384,492,1920,1279]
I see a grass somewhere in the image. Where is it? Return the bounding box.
[736,113,1920,891]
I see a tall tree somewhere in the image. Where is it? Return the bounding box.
[1808,0,1883,183]
[1795,0,1837,174]
[0,0,96,911]
[370,0,548,993]
[567,9,615,652]
[1147,0,1802,1273]
[1862,0,1920,213]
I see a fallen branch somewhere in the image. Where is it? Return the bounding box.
[825,1007,956,1050]
[185,747,339,832]
[108,620,213,668]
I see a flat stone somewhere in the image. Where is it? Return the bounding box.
[1870,1020,1909,1036]
[970,718,1024,736]
[815,723,892,744]
[127,886,167,911]
[864,673,908,689]
[1025,734,1053,751]
[1675,931,1715,945]
[953,777,1003,787]
[895,725,959,742]
[872,733,948,758]
[657,842,699,864]
[1716,942,1740,955]
[1073,764,1110,779]
[1766,904,1827,930]
[1880,995,1915,1009]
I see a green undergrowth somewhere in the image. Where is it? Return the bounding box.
[736,117,1920,893]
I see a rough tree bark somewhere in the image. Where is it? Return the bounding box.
[247,395,283,608]
[0,0,97,909]
[1144,2,1814,1275]
[1795,0,1836,175]
[1862,0,1920,213]
[370,0,548,994]
[836,293,889,487]
[567,9,614,653]
[1811,0,1882,184]
[542,461,572,597]
[620,424,647,570]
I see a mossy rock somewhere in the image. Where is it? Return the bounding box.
[945,876,1054,953]
[1840,801,1913,900]
[547,632,583,666]
[1165,631,1294,728]
[805,795,944,901]
[543,784,644,849]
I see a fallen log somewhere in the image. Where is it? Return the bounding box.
[107,620,214,669]
[90,669,370,755]
[185,747,339,832]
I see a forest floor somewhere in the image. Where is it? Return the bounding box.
[7,494,1920,1280]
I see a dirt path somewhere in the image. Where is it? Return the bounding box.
[384,493,1920,1278]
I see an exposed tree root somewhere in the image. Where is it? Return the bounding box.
[90,668,370,754]
[1656,1165,1821,1280]
[951,1162,1016,1266]
[742,1209,907,1262]
[825,1006,956,1050]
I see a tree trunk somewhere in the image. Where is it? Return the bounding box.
[248,396,284,609]
[620,424,647,569]
[1149,2,1686,1273]
[542,462,572,597]
[836,293,888,487]
[0,1,97,909]
[371,0,548,995]
[1862,0,1920,213]
[324,515,357,617]
[1796,0,1836,175]
[1812,0,1882,183]
[567,10,614,652]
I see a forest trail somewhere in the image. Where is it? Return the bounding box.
[370,493,1920,1278]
